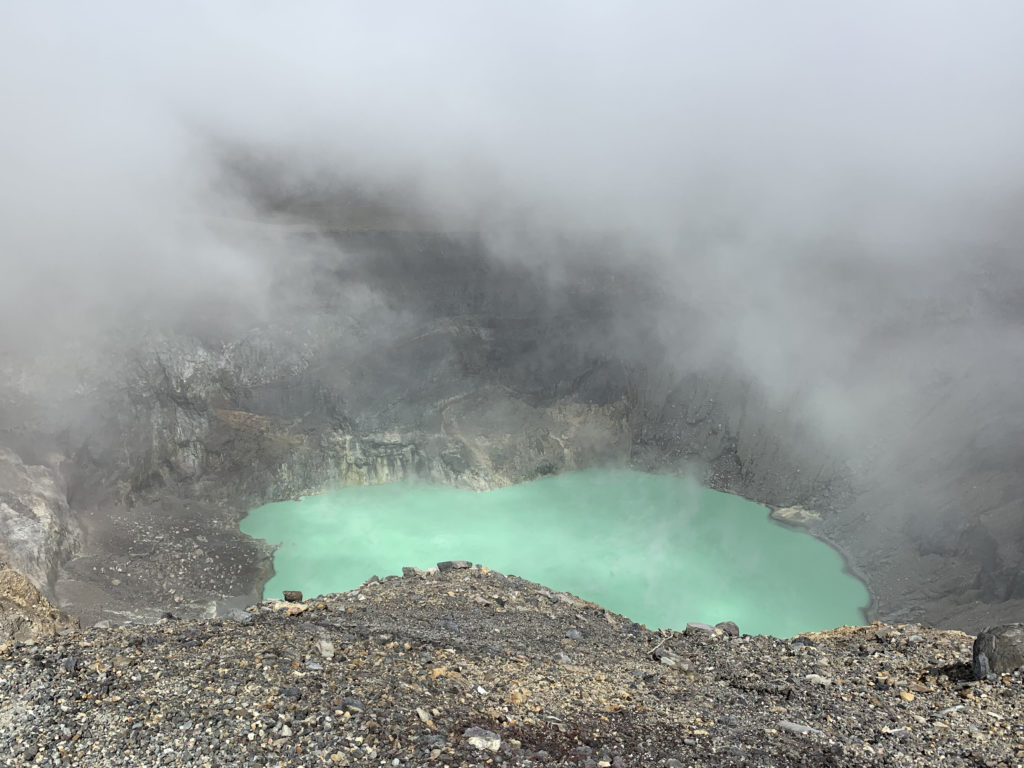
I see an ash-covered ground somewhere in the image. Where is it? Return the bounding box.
[1,564,1021,768]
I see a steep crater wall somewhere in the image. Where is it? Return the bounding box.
[1,232,1020,632]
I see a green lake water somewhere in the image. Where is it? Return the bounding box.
[240,469,868,637]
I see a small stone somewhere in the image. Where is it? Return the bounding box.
[279,724,292,737]
[715,620,739,637]
[777,720,822,735]
[437,560,472,572]
[973,624,1024,679]
[684,622,716,637]
[225,608,254,625]
[316,639,335,659]
[805,674,832,686]
[402,567,425,578]
[555,652,572,664]
[881,726,910,738]
[565,628,583,640]
[283,590,303,603]
[342,697,365,712]
[900,691,915,702]
[654,650,686,669]
[416,707,434,726]
[464,726,501,752]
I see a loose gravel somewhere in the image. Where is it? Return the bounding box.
[1,565,1022,766]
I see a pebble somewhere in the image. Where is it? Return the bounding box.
[316,638,335,659]
[224,608,254,625]
[464,726,501,751]
[778,720,822,735]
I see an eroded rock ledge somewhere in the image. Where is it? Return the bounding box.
[1,567,1020,767]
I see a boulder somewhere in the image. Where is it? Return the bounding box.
[684,622,717,637]
[770,506,821,528]
[973,623,1024,679]
[716,620,740,637]
[437,560,472,572]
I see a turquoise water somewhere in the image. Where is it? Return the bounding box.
[241,469,868,637]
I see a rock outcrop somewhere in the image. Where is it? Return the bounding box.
[771,505,822,527]
[0,560,77,644]
[0,448,80,592]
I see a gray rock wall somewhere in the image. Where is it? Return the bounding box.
[0,230,1020,632]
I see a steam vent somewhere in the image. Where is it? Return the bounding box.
[4,3,1024,766]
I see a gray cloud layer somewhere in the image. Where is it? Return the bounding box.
[3,2,1024,473]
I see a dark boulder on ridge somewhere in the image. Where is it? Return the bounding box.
[973,623,1024,679]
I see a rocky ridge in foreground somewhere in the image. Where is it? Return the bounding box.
[1,565,1022,767]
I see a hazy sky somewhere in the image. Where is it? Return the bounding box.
[2,2,1024,462]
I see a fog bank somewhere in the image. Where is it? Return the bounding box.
[2,2,1024,486]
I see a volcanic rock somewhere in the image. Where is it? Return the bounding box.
[684,621,718,637]
[972,623,1024,678]
[437,559,473,572]
[771,506,821,527]
[0,566,1017,767]
[715,620,740,636]
[0,560,78,643]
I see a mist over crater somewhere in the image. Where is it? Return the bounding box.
[2,2,1024,633]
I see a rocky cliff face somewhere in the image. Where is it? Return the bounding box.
[0,230,1019,632]
[0,448,80,593]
